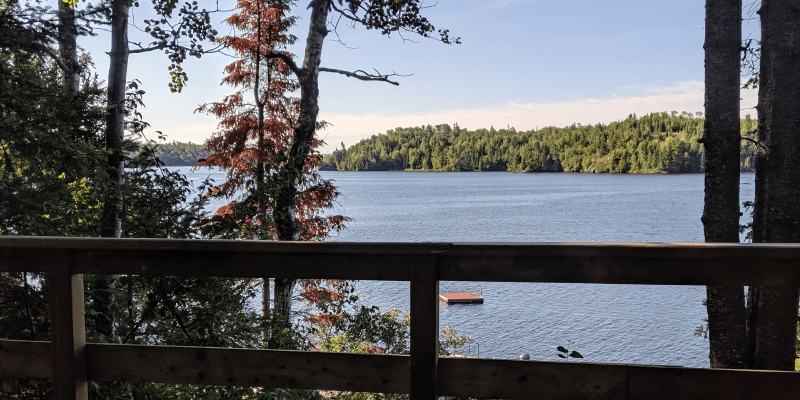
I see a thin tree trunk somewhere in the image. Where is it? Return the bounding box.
[253,10,272,341]
[271,0,330,323]
[101,0,129,239]
[750,0,800,371]
[94,0,131,342]
[702,0,748,369]
[57,0,79,95]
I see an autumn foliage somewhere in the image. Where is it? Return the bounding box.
[197,0,347,241]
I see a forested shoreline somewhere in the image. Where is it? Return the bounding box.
[320,113,759,173]
[152,141,210,166]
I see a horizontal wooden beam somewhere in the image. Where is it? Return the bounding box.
[6,339,800,400]
[86,343,410,394]
[0,339,52,379]
[437,358,800,400]
[438,242,800,286]
[2,238,800,287]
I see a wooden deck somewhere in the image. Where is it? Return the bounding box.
[2,237,800,399]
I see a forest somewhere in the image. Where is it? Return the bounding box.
[152,141,209,166]
[320,113,759,173]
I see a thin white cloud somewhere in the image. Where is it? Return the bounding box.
[149,80,759,152]
[318,80,758,152]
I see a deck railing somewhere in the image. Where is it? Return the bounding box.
[1,237,800,399]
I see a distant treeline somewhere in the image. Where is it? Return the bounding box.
[320,112,759,173]
[154,141,210,166]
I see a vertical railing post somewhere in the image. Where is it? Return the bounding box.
[50,250,87,400]
[410,255,439,399]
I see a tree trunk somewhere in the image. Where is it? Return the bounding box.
[271,0,330,323]
[57,0,79,95]
[702,0,748,369]
[94,0,131,342]
[750,0,800,371]
[101,0,129,239]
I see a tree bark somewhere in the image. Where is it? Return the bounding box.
[94,0,131,342]
[702,0,748,369]
[750,0,800,371]
[101,0,129,239]
[57,0,80,95]
[271,0,330,323]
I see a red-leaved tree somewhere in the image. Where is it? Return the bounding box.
[197,0,349,340]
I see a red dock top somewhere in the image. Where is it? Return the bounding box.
[439,292,484,304]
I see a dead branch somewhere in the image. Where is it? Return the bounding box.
[319,67,409,86]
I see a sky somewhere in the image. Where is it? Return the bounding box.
[79,0,762,152]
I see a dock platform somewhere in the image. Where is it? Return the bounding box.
[439,292,484,304]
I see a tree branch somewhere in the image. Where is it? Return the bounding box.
[128,45,162,54]
[265,51,302,76]
[31,42,72,72]
[740,136,765,150]
[319,67,406,86]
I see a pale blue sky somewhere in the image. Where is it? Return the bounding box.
[79,0,761,151]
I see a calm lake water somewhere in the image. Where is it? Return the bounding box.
[182,167,757,368]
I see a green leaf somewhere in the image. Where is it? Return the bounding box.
[557,354,566,358]
[570,351,583,359]
[556,346,568,353]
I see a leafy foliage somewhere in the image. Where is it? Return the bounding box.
[556,344,584,361]
[0,38,106,236]
[325,0,460,44]
[322,113,760,173]
[198,0,348,242]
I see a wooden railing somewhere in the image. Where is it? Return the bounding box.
[1,237,800,399]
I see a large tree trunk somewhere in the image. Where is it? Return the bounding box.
[702,0,748,369]
[750,0,800,371]
[271,0,330,323]
[57,0,79,95]
[94,0,131,342]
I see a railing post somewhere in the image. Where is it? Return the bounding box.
[410,255,439,400]
[49,250,87,400]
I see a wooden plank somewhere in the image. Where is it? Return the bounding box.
[437,358,626,399]
[0,339,52,379]
[85,343,410,393]
[48,252,87,400]
[0,249,51,273]
[3,238,800,287]
[73,251,415,281]
[438,358,800,400]
[410,256,439,400]
[627,364,800,400]
[439,243,800,286]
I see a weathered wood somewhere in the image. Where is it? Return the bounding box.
[627,364,800,399]
[0,339,52,379]
[3,239,800,287]
[410,256,438,400]
[86,343,410,393]
[439,243,800,286]
[48,251,87,400]
[0,237,451,280]
[438,358,800,400]
[438,358,627,399]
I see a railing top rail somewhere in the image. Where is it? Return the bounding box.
[2,237,799,286]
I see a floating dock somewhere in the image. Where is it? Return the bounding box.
[439,292,484,304]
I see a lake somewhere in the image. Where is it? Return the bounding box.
[183,167,757,368]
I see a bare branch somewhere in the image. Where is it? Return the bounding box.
[265,51,301,76]
[33,42,72,72]
[740,136,765,150]
[319,67,410,86]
